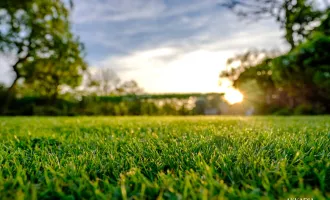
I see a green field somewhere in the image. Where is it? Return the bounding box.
[0,117,329,199]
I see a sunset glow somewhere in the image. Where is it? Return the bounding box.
[224,89,244,104]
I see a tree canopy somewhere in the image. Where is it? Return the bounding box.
[220,2,330,114]
[0,0,86,110]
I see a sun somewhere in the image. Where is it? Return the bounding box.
[224,89,244,104]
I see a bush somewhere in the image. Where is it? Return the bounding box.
[294,104,314,115]
[294,103,326,115]
[273,108,292,116]
[33,106,63,116]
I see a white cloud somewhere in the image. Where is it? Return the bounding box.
[90,46,234,93]
[97,47,177,73]
[74,2,285,58]
[89,20,286,93]
[130,47,178,59]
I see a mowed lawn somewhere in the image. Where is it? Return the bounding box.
[0,116,329,199]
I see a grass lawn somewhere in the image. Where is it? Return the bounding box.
[0,116,329,199]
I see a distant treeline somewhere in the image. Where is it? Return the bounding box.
[1,93,323,116]
[1,92,238,116]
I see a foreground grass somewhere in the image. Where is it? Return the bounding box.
[0,116,329,199]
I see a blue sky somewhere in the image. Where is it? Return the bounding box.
[0,0,288,93]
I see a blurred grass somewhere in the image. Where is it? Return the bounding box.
[0,116,329,199]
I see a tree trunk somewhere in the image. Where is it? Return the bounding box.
[1,51,30,114]
[50,76,60,105]
[51,87,59,105]
[1,76,20,114]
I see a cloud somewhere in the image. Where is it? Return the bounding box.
[72,0,285,64]
[90,22,285,94]
[72,0,167,23]
[94,47,235,93]
[94,48,231,93]
[96,47,178,73]
[71,0,285,93]
[72,0,222,24]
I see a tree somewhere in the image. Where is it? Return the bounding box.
[220,50,284,109]
[86,68,121,95]
[271,32,330,111]
[115,80,144,95]
[23,33,86,101]
[220,0,330,114]
[0,0,85,110]
[222,0,328,49]
[220,34,330,113]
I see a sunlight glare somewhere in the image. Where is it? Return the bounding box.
[224,89,244,104]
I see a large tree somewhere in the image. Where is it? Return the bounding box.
[271,32,330,111]
[220,14,330,113]
[0,0,86,110]
[24,35,87,101]
[220,0,330,113]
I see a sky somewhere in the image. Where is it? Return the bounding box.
[0,0,288,93]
